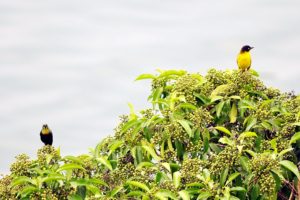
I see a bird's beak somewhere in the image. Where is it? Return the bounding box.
[250,47,254,50]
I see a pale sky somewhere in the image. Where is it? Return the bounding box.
[0,0,300,173]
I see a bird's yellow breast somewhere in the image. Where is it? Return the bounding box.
[41,128,51,135]
[237,52,251,71]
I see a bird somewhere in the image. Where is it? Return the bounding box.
[40,124,53,146]
[237,45,254,71]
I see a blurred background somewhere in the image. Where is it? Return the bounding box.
[1,0,300,173]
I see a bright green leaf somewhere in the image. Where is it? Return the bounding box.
[279,160,300,180]
[126,181,150,192]
[173,171,181,188]
[142,145,162,161]
[96,157,113,171]
[178,190,190,200]
[290,132,300,144]
[230,102,237,123]
[178,120,193,137]
[135,74,156,81]
[226,172,240,185]
[215,126,232,136]
[154,189,178,200]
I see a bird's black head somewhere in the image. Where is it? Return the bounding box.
[42,124,48,129]
[240,45,254,52]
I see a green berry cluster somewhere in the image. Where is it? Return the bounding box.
[159,180,177,193]
[172,74,202,104]
[37,145,60,167]
[133,167,157,183]
[10,154,32,176]
[187,108,213,130]
[0,175,16,200]
[250,153,279,197]
[210,146,239,175]
[181,158,206,184]
[165,122,186,142]
[162,149,177,162]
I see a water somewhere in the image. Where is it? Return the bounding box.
[1,0,300,173]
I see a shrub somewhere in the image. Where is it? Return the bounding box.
[1,69,300,199]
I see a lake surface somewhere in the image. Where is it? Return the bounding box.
[1,0,300,173]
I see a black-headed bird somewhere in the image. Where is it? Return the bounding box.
[237,45,254,71]
[40,124,53,146]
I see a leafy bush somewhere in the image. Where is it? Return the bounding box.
[1,69,300,200]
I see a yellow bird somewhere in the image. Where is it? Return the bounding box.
[237,45,254,71]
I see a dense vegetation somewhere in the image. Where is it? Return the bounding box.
[1,69,300,200]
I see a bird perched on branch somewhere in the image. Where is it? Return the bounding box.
[40,124,53,146]
[237,45,254,71]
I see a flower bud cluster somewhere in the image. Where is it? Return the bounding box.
[37,145,60,167]
[10,154,32,176]
[187,108,213,130]
[210,146,239,175]
[172,74,202,104]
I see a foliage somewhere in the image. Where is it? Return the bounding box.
[1,69,300,199]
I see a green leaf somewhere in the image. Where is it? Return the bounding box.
[293,122,300,126]
[210,95,224,103]
[209,143,221,153]
[210,84,231,97]
[155,172,163,183]
[177,103,197,110]
[178,120,193,137]
[230,102,238,123]
[239,156,250,172]
[249,69,259,76]
[230,187,246,192]
[173,171,181,188]
[86,185,101,196]
[244,116,257,131]
[290,132,300,144]
[219,137,234,146]
[42,174,65,183]
[278,148,293,157]
[120,119,140,134]
[226,172,240,185]
[142,145,162,161]
[108,140,124,156]
[175,140,184,159]
[245,150,256,157]
[137,162,154,169]
[63,156,84,164]
[215,126,232,136]
[197,192,213,199]
[238,131,257,139]
[135,73,156,81]
[279,160,300,179]
[109,186,123,197]
[216,101,225,118]
[194,93,210,105]
[128,103,137,120]
[158,69,186,78]
[178,190,190,200]
[12,176,35,187]
[68,194,84,200]
[126,181,150,192]
[220,167,229,187]
[76,185,86,200]
[127,191,146,197]
[96,156,113,170]
[229,95,241,100]
[250,185,259,200]
[19,185,38,197]
[154,189,178,200]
